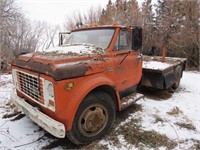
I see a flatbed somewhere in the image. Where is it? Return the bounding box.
[141,55,187,89]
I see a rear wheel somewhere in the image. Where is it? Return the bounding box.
[67,91,116,145]
[171,66,182,90]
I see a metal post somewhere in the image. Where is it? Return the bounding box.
[162,44,166,62]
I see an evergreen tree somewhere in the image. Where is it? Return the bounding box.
[154,0,199,67]
[99,0,141,26]
[126,0,141,26]
[141,0,155,53]
[99,0,115,24]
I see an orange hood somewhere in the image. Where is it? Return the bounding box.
[13,44,107,80]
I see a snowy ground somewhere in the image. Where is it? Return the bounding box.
[0,71,199,149]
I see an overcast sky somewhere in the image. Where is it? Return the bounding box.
[16,0,113,25]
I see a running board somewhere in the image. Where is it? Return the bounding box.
[120,93,144,110]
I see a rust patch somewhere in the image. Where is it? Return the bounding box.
[122,80,127,85]
[15,58,52,74]
[13,57,91,81]
[51,63,92,80]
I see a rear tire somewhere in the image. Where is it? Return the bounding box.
[171,66,182,90]
[67,91,115,145]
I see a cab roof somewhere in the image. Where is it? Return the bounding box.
[71,24,127,32]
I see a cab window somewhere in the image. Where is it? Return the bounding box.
[114,30,131,51]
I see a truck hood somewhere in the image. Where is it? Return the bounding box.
[13,44,107,81]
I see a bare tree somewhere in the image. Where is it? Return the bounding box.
[0,0,47,71]
[39,23,60,50]
[85,5,102,24]
[0,0,21,71]
[64,11,83,31]
[153,0,200,67]
[64,5,102,31]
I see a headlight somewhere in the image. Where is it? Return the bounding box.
[43,80,55,111]
[47,82,54,98]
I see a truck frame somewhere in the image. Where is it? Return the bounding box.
[10,25,186,145]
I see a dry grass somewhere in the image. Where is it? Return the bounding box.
[97,115,177,149]
[153,114,164,123]
[176,122,196,131]
[90,104,181,149]
[191,139,200,150]
[115,104,143,126]
[119,118,177,149]
[2,101,21,119]
[83,143,109,149]
[138,88,172,101]
[167,106,183,116]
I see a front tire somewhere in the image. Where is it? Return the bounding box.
[67,91,116,145]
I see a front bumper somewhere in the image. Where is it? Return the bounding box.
[10,91,65,138]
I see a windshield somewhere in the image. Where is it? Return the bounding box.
[64,29,115,49]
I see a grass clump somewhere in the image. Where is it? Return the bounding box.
[118,118,177,149]
[167,106,183,116]
[153,114,164,123]
[176,122,196,131]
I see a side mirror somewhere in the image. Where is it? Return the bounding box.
[59,32,71,46]
[132,26,142,50]
[19,51,28,55]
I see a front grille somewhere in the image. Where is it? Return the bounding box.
[16,71,44,103]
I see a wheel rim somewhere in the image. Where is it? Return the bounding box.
[78,104,108,137]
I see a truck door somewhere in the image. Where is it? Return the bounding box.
[113,29,142,93]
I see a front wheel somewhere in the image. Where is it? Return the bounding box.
[67,91,116,145]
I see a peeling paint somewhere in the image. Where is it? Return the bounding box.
[13,52,106,81]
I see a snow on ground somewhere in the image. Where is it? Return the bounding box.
[0,71,199,149]
[0,74,13,115]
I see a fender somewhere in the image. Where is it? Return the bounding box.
[64,75,120,130]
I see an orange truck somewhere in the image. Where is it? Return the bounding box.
[10,25,186,145]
